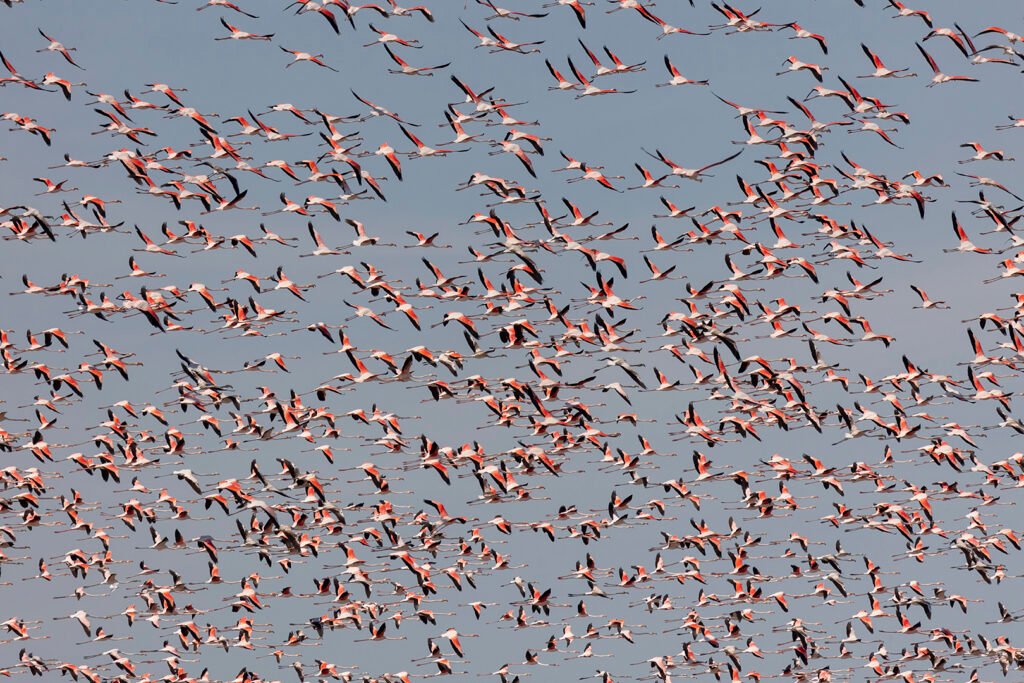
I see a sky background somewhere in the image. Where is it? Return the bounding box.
[1,0,1023,681]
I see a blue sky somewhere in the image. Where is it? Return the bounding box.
[1,0,1024,680]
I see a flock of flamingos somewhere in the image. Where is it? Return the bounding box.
[1,0,1024,682]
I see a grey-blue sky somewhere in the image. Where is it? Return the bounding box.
[1,0,1023,681]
